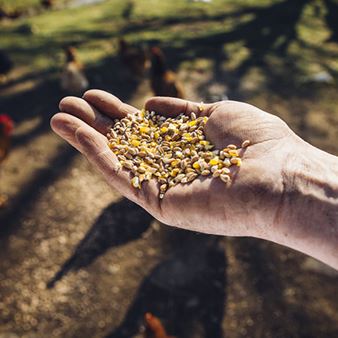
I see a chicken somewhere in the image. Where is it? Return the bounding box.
[122,0,134,21]
[61,46,89,95]
[150,47,184,98]
[0,114,14,208]
[0,114,13,164]
[144,313,175,338]
[118,38,148,78]
[0,50,13,83]
[0,7,23,20]
[41,0,54,9]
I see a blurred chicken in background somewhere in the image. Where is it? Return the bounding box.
[118,38,148,78]
[41,0,55,10]
[61,46,89,95]
[0,50,13,83]
[0,7,23,20]
[122,0,134,21]
[0,114,14,208]
[150,47,184,98]
[144,313,175,338]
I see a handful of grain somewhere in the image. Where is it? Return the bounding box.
[107,110,249,199]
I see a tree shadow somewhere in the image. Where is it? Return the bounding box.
[106,233,227,338]
[47,198,153,288]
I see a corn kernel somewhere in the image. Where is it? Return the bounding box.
[209,157,219,166]
[171,159,180,167]
[139,126,150,134]
[154,131,160,139]
[188,120,197,127]
[228,149,238,157]
[192,162,200,170]
[183,133,193,141]
[131,139,141,147]
[170,168,180,177]
[160,127,168,134]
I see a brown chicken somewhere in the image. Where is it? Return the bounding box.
[41,0,54,9]
[118,38,148,78]
[150,47,184,98]
[0,114,14,208]
[61,46,89,95]
[144,313,175,338]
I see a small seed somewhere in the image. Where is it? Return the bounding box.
[212,169,222,177]
[220,174,230,183]
[131,176,140,188]
[201,170,210,176]
[242,139,250,148]
[187,172,198,182]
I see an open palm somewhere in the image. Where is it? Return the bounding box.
[51,90,298,238]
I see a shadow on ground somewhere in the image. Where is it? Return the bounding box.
[46,198,153,288]
[106,233,227,338]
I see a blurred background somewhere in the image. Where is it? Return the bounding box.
[0,0,338,337]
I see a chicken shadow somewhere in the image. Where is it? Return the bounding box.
[106,232,227,338]
[47,198,153,288]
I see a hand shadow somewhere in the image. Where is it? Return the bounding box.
[47,198,153,288]
[106,233,227,338]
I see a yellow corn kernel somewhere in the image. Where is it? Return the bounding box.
[192,162,200,170]
[171,159,180,167]
[183,133,193,141]
[170,168,180,177]
[139,126,150,134]
[209,157,219,166]
[199,140,210,146]
[160,127,168,134]
[188,120,197,127]
[228,149,239,157]
[154,131,160,139]
[230,157,241,165]
[131,139,141,147]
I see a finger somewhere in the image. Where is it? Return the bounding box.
[82,89,138,119]
[50,112,85,151]
[59,96,112,135]
[145,97,212,117]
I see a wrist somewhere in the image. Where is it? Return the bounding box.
[277,138,338,268]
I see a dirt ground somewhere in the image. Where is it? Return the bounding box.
[1,1,338,337]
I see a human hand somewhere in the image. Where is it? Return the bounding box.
[51,90,299,240]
